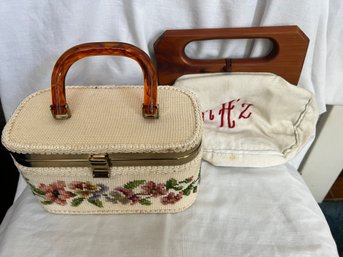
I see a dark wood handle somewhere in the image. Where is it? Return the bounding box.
[50,42,158,119]
[154,26,309,85]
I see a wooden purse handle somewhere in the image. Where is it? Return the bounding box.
[154,26,309,85]
[50,42,158,119]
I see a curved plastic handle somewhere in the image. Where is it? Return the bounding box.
[50,42,158,119]
[154,26,309,85]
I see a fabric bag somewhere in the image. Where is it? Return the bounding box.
[154,26,318,167]
[1,42,203,214]
[174,72,318,167]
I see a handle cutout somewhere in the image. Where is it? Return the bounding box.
[185,38,273,60]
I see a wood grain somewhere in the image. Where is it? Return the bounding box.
[154,26,309,85]
[50,42,158,118]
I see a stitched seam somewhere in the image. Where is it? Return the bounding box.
[203,148,279,152]
[203,149,283,156]
[282,98,313,156]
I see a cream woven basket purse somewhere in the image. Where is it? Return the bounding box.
[2,42,203,214]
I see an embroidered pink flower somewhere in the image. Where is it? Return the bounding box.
[69,181,98,197]
[39,181,74,205]
[68,181,109,201]
[115,187,134,197]
[161,192,183,205]
[115,187,141,205]
[141,181,167,197]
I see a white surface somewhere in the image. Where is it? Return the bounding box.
[174,73,318,167]
[301,105,343,202]
[0,162,338,257]
[0,1,340,256]
[0,0,343,121]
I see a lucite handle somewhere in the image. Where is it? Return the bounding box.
[50,42,158,119]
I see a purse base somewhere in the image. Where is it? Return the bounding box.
[15,150,202,214]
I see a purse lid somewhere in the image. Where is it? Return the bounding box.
[2,86,202,155]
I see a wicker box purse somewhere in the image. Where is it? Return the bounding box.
[2,42,202,214]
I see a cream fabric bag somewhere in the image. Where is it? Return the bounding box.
[174,72,318,167]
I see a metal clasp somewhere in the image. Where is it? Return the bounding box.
[89,154,111,178]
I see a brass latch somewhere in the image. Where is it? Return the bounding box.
[89,154,111,178]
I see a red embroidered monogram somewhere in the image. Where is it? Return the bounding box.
[239,103,253,119]
[202,99,253,128]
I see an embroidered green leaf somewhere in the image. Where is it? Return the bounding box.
[166,178,183,191]
[32,188,45,196]
[166,178,178,190]
[111,192,130,204]
[182,185,193,196]
[88,199,103,208]
[193,186,198,193]
[124,180,146,190]
[41,201,53,205]
[139,198,152,206]
[71,197,84,207]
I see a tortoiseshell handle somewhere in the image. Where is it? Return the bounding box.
[50,42,158,119]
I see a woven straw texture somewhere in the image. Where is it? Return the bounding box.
[2,86,202,154]
[15,151,202,214]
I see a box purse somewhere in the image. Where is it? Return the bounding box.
[2,42,203,214]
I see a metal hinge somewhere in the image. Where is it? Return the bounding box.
[89,154,111,178]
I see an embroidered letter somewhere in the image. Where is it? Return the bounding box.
[203,99,253,128]
[218,100,236,128]
[202,110,216,121]
[239,103,253,119]
[209,110,215,120]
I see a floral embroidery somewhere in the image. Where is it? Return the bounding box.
[161,192,183,205]
[141,181,167,197]
[104,175,199,206]
[68,182,109,208]
[28,173,200,208]
[35,181,75,206]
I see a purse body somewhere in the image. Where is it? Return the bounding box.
[2,86,202,214]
